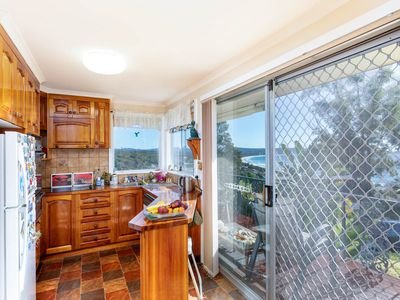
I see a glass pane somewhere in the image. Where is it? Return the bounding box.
[171,130,182,171]
[182,128,194,174]
[113,127,160,171]
[217,87,267,299]
[274,40,400,299]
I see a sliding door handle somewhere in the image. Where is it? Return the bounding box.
[264,185,274,207]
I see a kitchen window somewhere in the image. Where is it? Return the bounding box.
[169,126,194,174]
[113,127,160,172]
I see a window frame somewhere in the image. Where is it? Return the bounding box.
[167,125,194,175]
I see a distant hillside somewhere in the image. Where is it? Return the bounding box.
[115,148,159,170]
[235,147,265,157]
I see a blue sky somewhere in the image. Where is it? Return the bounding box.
[227,111,265,148]
[114,127,160,149]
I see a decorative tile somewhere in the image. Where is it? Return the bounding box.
[103,278,127,293]
[59,270,81,282]
[124,269,140,282]
[60,261,81,273]
[37,270,61,282]
[82,269,102,281]
[81,288,105,300]
[126,280,139,293]
[41,262,62,273]
[105,288,130,300]
[55,288,80,300]
[103,269,124,282]
[119,255,135,265]
[82,253,100,264]
[100,255,119,265]
[81,278,104,293]
[101,262,121,273]
[99,249,117,257]
[116,248,134,257]
[121,261,139,273]
[36,279,59,293]
[36,289,56,300]
[57,279,80,293]
[63,255,81,265]
[83,261,101,273]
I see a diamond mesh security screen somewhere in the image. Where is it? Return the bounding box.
[274,40,400,299]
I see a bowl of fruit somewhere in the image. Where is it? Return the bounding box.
[144,200,189,220]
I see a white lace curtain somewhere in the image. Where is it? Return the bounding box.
[113,110,163,130]
[165,100,192,130]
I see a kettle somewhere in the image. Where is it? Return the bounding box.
[178,176,194,193]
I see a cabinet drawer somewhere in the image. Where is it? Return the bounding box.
[81,207,110,219]
[80,193,110,208]
[81,220,110,232]
[81,233,110,243]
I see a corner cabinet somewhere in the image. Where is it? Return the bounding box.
[42,194,75,255]
[114,189,143,242]
[47,94,110,149]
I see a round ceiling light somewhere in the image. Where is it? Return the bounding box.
[83,50,126,75]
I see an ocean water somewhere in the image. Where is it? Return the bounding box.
[241,155,400,186]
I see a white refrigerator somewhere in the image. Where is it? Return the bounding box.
[0,132,37,300]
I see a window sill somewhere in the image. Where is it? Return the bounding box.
[114,169,160,175]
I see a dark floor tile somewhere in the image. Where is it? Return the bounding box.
[36,278,59,293]
[103,278,127,294]
[36,289,56,300]
[229,289,248,300]
[56,288,80,300]
[82,269,102,281]
[119,255,135,265]
[82,253,100,265]
[37,270,61,282]
[129,291,140,300]
[81,288,105,300]
[202,277,218,292]
[63,255,81,265]
[126,279,140,293]
[57,279,80,293]
[121,261,139,273]
[103,269,124,282]
[83,261,101,273]
[41,262,62,272]
[100,249,116,257]
[117,248,133,257]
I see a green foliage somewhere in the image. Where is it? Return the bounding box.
[114,148,159,170]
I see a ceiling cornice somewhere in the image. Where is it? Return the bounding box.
[0,9,46,83]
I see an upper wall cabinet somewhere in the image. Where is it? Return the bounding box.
[0,26,40,135]
[47,94,110,149]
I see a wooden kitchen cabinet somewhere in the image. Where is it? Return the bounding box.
[47,94,109,149]
[48,94,94,119]
[0,26,40,131]
[42,194,75,255]
[0,37,15,124]
[40,91,47,130]
[114,189,143,242]
[48,117,95,148]
[94,101,110,148]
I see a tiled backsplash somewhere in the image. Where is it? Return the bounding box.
[37,149,109,188]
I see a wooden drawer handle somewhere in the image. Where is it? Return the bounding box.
[93,210,98,215]
[93,224,98,229]
[93,199,98,203]
[94,237,98,241]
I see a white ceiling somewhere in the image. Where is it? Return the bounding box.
[2,0,348,105]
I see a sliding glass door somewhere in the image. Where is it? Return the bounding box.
[274,36,400,299]
[216,86,272,299]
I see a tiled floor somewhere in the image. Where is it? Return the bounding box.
[36,245,247,300]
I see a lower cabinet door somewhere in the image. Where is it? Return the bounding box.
[42,195,75,255]
[114,189,143,242]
